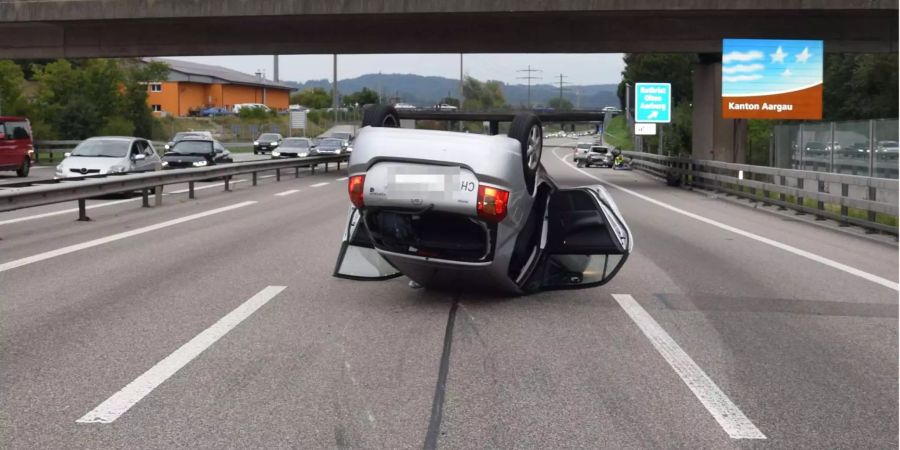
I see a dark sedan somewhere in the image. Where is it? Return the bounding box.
[314,137,345,155]
[162,139,233,169]
[271,138,314,158]
[253,133,283,154]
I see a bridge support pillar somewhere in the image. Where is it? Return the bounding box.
[692,57,747,163]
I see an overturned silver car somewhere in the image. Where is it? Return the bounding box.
[334,105,632,294]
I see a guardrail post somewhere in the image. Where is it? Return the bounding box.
[295,167,300,178]
[796,178,805,214]
[224,176,231,192]
[154,185,163,207]
[311,164,316,175]
[142,189,150,208]
[77,199,89,221]
[252,172,257,186]
[778,176,787,210]
[815,179,826,220]
[276,168,281,182]
[839,183,849,226]
[868,186,877,224]
[325,162,330,173]
[189,181,195,199]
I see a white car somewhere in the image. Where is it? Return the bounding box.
[333,105,633,294]
[56,137,162,179]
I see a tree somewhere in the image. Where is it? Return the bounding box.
[462,76,506,111]
[342,87,379,107]
[0,60,29,116]
[824,53,898,121]
[547,97,574,111]
[32,59,124,139]
[120,59,169,139]
[291,88,332,109]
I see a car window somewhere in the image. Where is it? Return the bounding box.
[169,140,214,154]
[214,143,227,153]
[0,123,5,137]
[130,141,142,156]
[72,139,130,157]
[6,121,30,140]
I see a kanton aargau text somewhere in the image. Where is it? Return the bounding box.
[727,102,794,112]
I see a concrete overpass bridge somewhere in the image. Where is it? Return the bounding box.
[1,0,896,58]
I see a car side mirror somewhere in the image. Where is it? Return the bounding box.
[0,133,6,140]
[64,152,71,157]
[133,153,146,161]
[215,148,223,153]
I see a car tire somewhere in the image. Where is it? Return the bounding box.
[576,160,584,168]
[508,113,542,195]
[362,104,400,128]
[16,157,30,177]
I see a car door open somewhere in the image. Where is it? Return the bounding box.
[528,186,632,291]
[333,206,402,280]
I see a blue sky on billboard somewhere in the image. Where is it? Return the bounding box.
[722,39,823,96]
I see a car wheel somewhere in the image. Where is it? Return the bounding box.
[508,113,542,195]
[16,157,30,177]
[362,104,400,128]
[576,160,584,168]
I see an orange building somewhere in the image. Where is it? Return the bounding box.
[143,58,294,117]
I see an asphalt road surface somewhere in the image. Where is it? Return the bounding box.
[0,140,896,449]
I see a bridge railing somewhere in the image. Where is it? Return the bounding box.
[622,151,899,235]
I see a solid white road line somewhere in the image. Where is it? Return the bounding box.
[0,199,139,226]
[612,294,766,440]
[274,189,300,197]
[0,201,256,273]
[310,182,329,188]
[336,177,348,181]
[77,285,287,423]
[554,150,900,292]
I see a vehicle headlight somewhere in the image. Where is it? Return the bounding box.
[299,152,307,157]
[346,146,353,152]
[164,144,171,150]
[192,160,209,167]
[253,141,260,146]
[109,165,127,173]
[272,151,281,157]
[161,161,169,167]
[272,142,279,146]
[55,164,64,174]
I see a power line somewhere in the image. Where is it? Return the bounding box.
[516,65,542,109]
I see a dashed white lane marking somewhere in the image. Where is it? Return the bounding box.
[554,150,900,292]
[336,177,348,181]
[310,182,329,188]
[0,199,138,226]
[77,285,287,424]
[0,201,257,273]
[259,175,276,179]
[274,189,300,197]
[166,179,247,194]
[612,294,766,440]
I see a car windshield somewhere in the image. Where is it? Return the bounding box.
[331,133,351,140]
[806,142,825,149]
[71,139,129,157]
[319,138,342,148]
[168,140,214,154]
[879,141,898,147]
[259,134,280,141]
[282,139,310,148]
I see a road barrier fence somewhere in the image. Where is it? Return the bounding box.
[622,150,899,235]
[0,154,348,221]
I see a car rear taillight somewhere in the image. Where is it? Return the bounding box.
[477,185,510,222]
[348,175,366,208]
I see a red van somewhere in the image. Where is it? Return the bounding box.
[0,116,35,177]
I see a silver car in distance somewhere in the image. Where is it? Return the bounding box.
[333,105,632,295]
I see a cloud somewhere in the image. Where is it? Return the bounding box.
[722,63,765,74]
[781,68,792,77]
[723,74,764,82]
[722,50,764,64]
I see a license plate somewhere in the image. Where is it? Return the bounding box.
[364,163,479,215]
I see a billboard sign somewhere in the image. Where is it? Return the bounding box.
[635,83,671,123]
[634,123,657,135]
[290,110,307,129]
[722,39,823,120]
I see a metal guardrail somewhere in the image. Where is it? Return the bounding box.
[622,150,899,234]
[32,140,257,163]
[0,154,348,221]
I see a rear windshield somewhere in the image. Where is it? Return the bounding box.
[259,134,281,141]
[282,139,310,148]
[577,143,591,149]
[591,147,608,153]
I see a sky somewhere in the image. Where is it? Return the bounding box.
[164,54,625,86]
[722,39,823,96]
